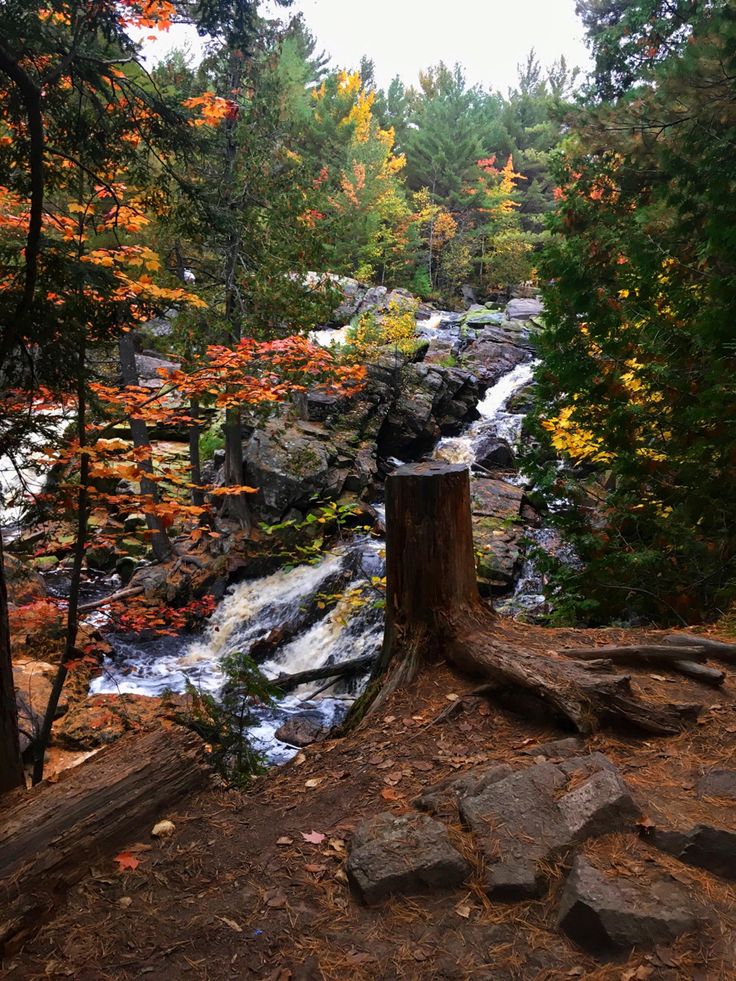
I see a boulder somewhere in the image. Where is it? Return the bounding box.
[471,477,526,588]
[458,755,639,899]
[651,824,736,880]
[557,855,698,955]
[134,353,180,388]
[243,425,332,519]
[275,715,328,747]
[347,812,470,905]
[505,297,543,321]
[474,435,515,470]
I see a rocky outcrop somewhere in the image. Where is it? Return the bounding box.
[471,477,527,589]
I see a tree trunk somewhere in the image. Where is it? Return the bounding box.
[188,398,205,508]
[0,534,24,795]
[220,407,251,530]
[374,463,702,735]
[118,332,172,561]
[0,727,208,954]
[33,363,90,785]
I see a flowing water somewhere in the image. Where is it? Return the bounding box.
[89,325,542,762]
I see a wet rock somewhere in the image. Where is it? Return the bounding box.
[474,435,515,470]
[557,855,698,955]
[651,825,736,880]
[696,769,736,800]
[275,715,328,747]
[347,812,470,905]
[458,755,639,899]
[506,297,543,320]
[244,425,332,519]
[471,477,526,588]
[86,542,118,572]
[415,763,513,815]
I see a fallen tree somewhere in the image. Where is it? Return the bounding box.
[0,726,208,954]
[367,462,703,734]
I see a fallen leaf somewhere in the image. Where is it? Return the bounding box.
[455,903,472,919]
[445,693,459,702]
[334,867,348,885]
[304,778,322,789]
[218,916,242,933]
[276,836,294,846]
[265,890,288,909]
[412,760,433,772]
[383,715,395,723]
[118,896,133,909]
[637,815,656,831]
[380,787,405,801]
[304,863,327,875]
[345,950,376,965]
[114,852,140,872]
[302,830,326,844]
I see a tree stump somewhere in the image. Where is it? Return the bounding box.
[372,462,701,734]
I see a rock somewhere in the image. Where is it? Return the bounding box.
[523,737,587,759]
[30,555,59,572]
[243,424,332,520]
[4,554,46,605]
[415,763,513,815]
[471,477,526,587]
[347,812,470,905]
[86,542,118,571]
[557,855,698,955]
[55,693,189,749]
[357,285,388,315]
[275,715,328,747]
[123,513,147,533]
[696,769,736,800]
[557,768,640,841]
[505,297,543,320]
[134,353,180,388]
[474,435,515,470]
[651,825,736,880]
[460,284,477,305]
[458,755,639,899]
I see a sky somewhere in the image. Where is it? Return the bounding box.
[142,0,591,94]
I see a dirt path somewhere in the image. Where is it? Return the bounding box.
[4,626,736,980]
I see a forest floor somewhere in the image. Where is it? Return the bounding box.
[4,623,736,980]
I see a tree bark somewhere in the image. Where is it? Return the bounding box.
[118,332,173,561]
[373,463,702,735]
[188,398,205,508]
[0,727,208,954]
[0,534,24,795]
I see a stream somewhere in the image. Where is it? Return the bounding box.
[88,321,541,762]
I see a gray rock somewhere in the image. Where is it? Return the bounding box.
[415,763,513,815]
[523,737,587,759]
[459,755,639,899]
[243,425,331,519]
[696,769,736,800]
[652,825,736,880]
[557,856,698,955]
[134,352,180,386]
[347,812,470,905]
[357,285,389,315]
[505,298,543,320]
[474,435,515,470]
[558,768,640,842]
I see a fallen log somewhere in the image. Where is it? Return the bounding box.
[77,585,144,613]
[0,726,208,954]
[664,633,736,665]
[273,654,375,693]
[371,462,702,735]
[559,644,707,664]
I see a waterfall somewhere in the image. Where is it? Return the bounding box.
[89,340,539,762]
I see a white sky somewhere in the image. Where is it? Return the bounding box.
[143,0,591,94]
